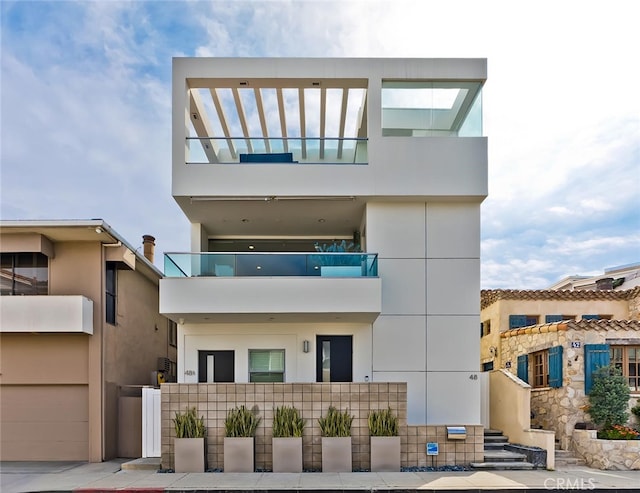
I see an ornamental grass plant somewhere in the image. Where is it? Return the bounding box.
[173,407,206,438]
[272,405,305,438]
[318,405,353,437]
[368,407,399,437]
[224,405,261,437]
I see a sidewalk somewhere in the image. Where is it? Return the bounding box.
[2,460,639,492]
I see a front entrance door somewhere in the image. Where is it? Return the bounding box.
[198,350,234,382]
[316,335,352,382]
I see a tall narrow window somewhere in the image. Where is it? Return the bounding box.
[105,262,117,325]
[168,319,177,347]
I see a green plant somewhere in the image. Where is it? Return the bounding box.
[273,405,306,438]
[318,405,353,437]
[368,407,399,437]
[588,365,630,429]
[314,239,363,267]
[173,407,206,438]
[631,399,640,420]
[224,405,262,437]
[597,424,640,440]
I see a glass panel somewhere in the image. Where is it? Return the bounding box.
[1,253,49,295]
[382,81,483,137]
[322,341,331,383]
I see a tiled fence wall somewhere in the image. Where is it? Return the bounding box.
[161,382,483,471]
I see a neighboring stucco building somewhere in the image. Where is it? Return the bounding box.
[481,286,640,449]
[159,57,488,469]
[0,220,177,461]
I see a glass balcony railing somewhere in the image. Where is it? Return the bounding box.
[164,252,378,278]
[186,137,368,164]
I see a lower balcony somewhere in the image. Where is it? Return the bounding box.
[160,253,381,323]
[0,295,94,334]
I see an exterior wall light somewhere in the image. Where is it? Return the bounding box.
[303,340,310,353]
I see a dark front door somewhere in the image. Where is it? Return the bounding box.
[198,350,234,382]
[316,335,352,382]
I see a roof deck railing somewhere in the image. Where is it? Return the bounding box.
[186,136,368,165]
[164,252,378,278]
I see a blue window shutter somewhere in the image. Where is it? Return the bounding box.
[548,346,563,388]
[545,315,563,323]
[517,354,529,383]
[510,315,527,329]
[582,315,600,320]
[584,344,610,394]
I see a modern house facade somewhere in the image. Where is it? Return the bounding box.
[160,57,487,468]
[480,286,640,450]
[0,220,177,461]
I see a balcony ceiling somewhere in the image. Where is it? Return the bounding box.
[174,196,366,237]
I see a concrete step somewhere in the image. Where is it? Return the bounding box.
[484,442,508,450]
[120,457,161,471]
[483,429,504,436]
[470,461,535,470]
[483,450,528,463]
[554,450,587,467]
[484,435,509,443]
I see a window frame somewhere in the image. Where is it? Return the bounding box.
[168,319,177,347]
[248,349,285,383]
[105,262,117,325]
[532,349,549,388]
[482,320,491,337]
[611,345,640,392]
[509,314,539,329]
[0,252,49,296]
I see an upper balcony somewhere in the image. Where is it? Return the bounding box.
[0,295,94,334]
[160,252,381,324]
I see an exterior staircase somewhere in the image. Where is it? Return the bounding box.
[554,447,586,468]
[470,429,535,470]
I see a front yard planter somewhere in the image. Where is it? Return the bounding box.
[174,437,205,473]
[321,436,352,472]
[272,437,303,472]
[223,437,255,472]
[223,405,261,472]
[370,436,401,472]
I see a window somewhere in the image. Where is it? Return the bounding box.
[545,315,575,323]
[168,319,177,347]
[518,346,563,389]
[482,361,494,372]
[611,346,640,392]
[381,80,483,137]
[0,252,48,295]
[582,314,612,320]
[532,350,549,388]
[481,320,491,337]
[105,262,117,325]
[509,315,539,329]
[249,349,285,382]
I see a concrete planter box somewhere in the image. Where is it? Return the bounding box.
[370,436,400,472]
[224,437,254,472]
[174,438,205,473]
[321,437,352,472]
[272,437,302,472]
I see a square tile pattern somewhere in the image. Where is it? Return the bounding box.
[161,383,483,470]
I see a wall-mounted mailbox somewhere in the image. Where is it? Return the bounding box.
[446,426,466,440]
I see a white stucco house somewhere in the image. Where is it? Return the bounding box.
[159,57,487,427]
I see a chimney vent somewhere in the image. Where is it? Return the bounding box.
[142,235,156,263]
[596,277,614,290]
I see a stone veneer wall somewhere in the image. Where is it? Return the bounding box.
[161,383,483,471]
[501,323,640,450]
[572,429,640,470]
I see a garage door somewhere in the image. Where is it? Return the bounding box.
[0,385,88,460]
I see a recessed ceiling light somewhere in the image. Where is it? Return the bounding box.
[256,266,262,270]
[248,245,255,250]
[318,218,326,223]
[241,218,249,223]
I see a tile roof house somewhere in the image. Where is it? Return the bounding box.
[481,285,640,450]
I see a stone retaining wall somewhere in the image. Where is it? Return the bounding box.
[161,382,483,470]
[572,429,640,470]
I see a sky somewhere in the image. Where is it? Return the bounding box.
[1,0,638,289]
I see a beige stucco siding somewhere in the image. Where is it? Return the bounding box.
[0,385,88,460]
